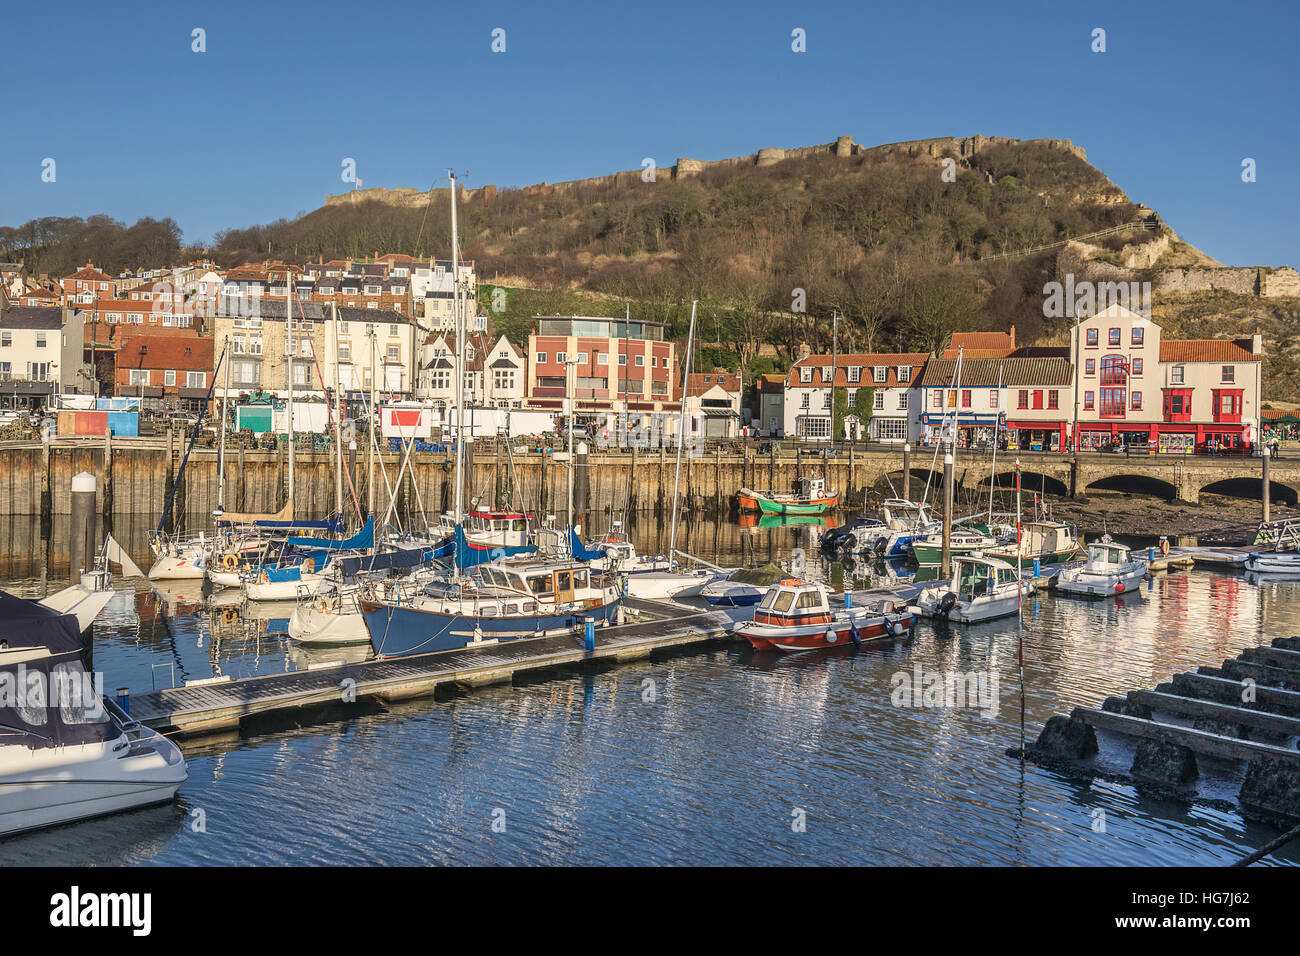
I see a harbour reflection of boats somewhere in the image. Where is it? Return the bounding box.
[286,641,373,670]
[738,513,836,530]
[147,580,207,615]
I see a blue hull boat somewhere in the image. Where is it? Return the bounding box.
[361,598,621,657]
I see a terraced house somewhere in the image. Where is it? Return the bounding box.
[782,352,929,442]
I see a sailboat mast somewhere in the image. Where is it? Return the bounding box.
[667,300,697,567]
[286,267,295,511]
[218,332,230,511]
[450,170,464,524]
[332,302,343,520]
[368,331,376,516]
[988,365,1003,524]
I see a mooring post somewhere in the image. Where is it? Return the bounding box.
[575,440,589,532]
[70,471,96,583]
[1262,444,1271,524]
[902,442,912,502]
[102,426,112,519]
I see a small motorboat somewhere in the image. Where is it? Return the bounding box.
[984,520,1081,566]
[701,562,787,607]
[0,589,188,836]
[909,526,999,566]
[1244,551,1300,574]
[736,475,839,516]
[1055,536,1148,597]
[735,579,912,651]
[910,554,1032,623]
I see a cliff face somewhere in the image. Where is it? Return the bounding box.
[323,133,1089,208]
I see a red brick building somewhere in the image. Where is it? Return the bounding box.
[114,333,214,411]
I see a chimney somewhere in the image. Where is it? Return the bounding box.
[1008,324,1016,349]
[1252,328,1263,355]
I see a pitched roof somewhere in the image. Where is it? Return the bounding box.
[944,328,1015,357]
[1159,339,1260,363]
[785,352,929,388]
[0,306,62,330]
[117,335,213,371]
[685,372,741,396]
[63,263,112,282]
[916,357,1073,388]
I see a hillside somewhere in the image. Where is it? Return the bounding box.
[4,133,1295,398]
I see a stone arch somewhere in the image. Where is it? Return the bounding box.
[1199,477,1299,506]
[979,470,1070,498]
[1084,474,1178,501]
[878,468,944,500]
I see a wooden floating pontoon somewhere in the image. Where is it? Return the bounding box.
[130,598,734,739]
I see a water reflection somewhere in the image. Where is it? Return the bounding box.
[1,512,1297,865]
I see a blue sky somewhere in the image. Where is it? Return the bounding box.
[3,0,1295,267]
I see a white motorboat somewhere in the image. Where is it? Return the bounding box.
[1055,537,1148,597]
[909,554,1032,623]
[1244,551,1300,574]
[0,590,187,836]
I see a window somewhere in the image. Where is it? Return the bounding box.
[1100,355,1127,386]
[798,416,831,439]
[1017,389,1029,409]
[1108,328,1121,346]
[1164,389,1191,420]
[1132,358,1143,376]
[557,352,567,363]
[635,355,644,367]
[932,390,942,408]
[1132,328,1145,346]
[847,366,861,383]
[187,371,206,388]
[233,334,246,354]
[129,369,150,386]
[28,362,51,381]
[0,362,9,381]
[1085,358,1095,376]
[873,366,887,383]
[1222,365,1235,383]
[897,366,911,383]
[35,333,46,349]
[800,366,813,383]
[1084,391,1095,410]
[389,324,399,337]
[0,332,10,347]
[1100,387,1126,417]
[597,353,608,365]
[897,392,908,410]
[989,390,999,409]
[823,392,833,410]
[1048,390,1059,409]
[874,391,885,410]
[164,370,176,387]
[1171,365,1184,385]
[821,365,833,383]
[1131,391,1142,410]
[233,359,260,386]
[618,354,627,366]
[536,352,546,364]
[387,345,400,361]
[1086,328,1099,347]
[961,389,971,408]
[250,335,263,355]
[338,342,350,361]
[800,392,810,409]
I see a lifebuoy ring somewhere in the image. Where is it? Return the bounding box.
[222,608,236,624]
[1159,538,1170,556]
[222,553,238,570]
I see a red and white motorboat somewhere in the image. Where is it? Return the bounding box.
[735,579,912,652]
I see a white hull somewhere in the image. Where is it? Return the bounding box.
[0,730,187,837]
[288,602,371,646]
[1245,553,1300,574]
[623,570,717,600]
[1055,563,1147,597]
[206,568,242,589]
[701,579,764,605]
[245,574,325,602]
[38,586,116,633]
[912,581,1031,623]
[147,553,207,580]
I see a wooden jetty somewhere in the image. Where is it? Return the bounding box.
[1024,635,1300,824]
[127,598,740,740]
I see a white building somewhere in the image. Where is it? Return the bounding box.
[782,353,928,442]
[410,259,478,331]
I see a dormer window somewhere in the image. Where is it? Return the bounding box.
[799,366,812,383]
[873,366,887,383]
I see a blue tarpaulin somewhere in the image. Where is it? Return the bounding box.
[286,515,374,552]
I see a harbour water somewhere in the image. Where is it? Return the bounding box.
[1,516,1297,866]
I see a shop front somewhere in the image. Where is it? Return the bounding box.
[919,412,1003,449]
[1076,422,1251,455]
[1003,420,1067,453]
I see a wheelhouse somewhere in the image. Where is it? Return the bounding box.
[754,579,832,625]
[953,557,1019,602]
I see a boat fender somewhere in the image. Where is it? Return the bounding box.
[938,591,958,615]
[907,614,917,639]
[874,537,888,557]
[223,553,238,570]
[849,620,862,647]
[888,616,905,638]
[825,628,838,644]
[1113,580,1124,593]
